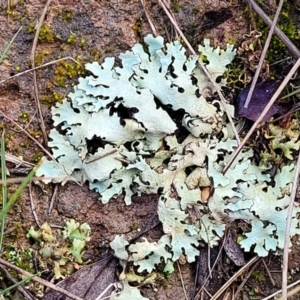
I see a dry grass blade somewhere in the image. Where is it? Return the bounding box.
[157,0,240,144]
[244,0,284,108]
[0,131,7,253]
[47,184,58,215]
[281,152,300,299]
[223,57,300,174]
[0,176,69,185]
[262,259,275,287]
[247,0,300,58]
[210,256,259,300]
[193,236,226,300]
[5,153,34,168]
[176,261,188,300]
[0,264,34,300]
[234,258,261,298]
[0,110,54,160]
[262,278,300,300]
[28,183,41,228]
[30,0,53,145]
[0,57,79,85]
[140,0,158,36]
[0,258,84,300]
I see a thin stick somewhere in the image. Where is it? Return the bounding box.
[0,176,80,185]
[244,0,284,108]
[247,0,300,58]
[48,184,58,215]
[30,0,53,145]
[262,278,300,300]
[194,235,226,300]
[210,256,259,300]
[0,110,54,160]
[234,258,261,298]
[0,258,84,300]
[262,259,275,286]
[281,153,300,299]
[285,284,300,299]
[0,57,78,85]
[5,153,34,168]
[28,184,41,228]
[0,265,34,300]
[140,0,158,36]
[157,0,240,144]
[177,261,188,300]
[223,57,300,174]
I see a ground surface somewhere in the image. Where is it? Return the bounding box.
[1,0,300,299]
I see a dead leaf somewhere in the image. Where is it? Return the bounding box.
[42,254,117,300]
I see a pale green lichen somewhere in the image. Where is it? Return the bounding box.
[36,35,300,274]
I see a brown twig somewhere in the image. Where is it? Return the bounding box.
[30,0,53,146]
[244,0,284,108]
[0,258,84,300]
[281,153,300,299]
[223,57,300,174]
[247,0,300,58]
[157,0,240,144]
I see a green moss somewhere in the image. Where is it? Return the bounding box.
[255,1,300,62]
[19,112,30,124]
[67,32,77,44]
[52,58,84,87]
[171,0,180,12]
[132,18,142,35]
[41,58,84,105]
[28,129,42,139]
[2,0,27,21]
[60,43,68,51]
[38,24,56,42]
[131,222,140,231]
[251,270,265,282]
[34,50,52,66]
[32,153,42,163]
[6,9,19,19]
[191,7,199,14]
[27,22,36,33]
[23,139,30,149]
[63,10,73,22]
[90,48,103,61]
[79,38,86,48]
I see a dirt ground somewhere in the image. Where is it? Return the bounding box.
[1,0,300,299]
